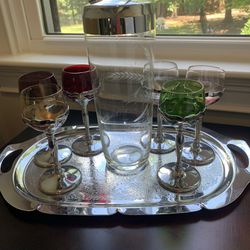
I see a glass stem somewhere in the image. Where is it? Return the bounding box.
[175,123,184,177]
[192,115,203,153]
[81,98,92,142]
[46,132,61,175]
[155,110,164,143]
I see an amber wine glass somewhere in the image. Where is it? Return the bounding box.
[18,71,72,168]
[158,79,205,193]
[20,83,81,195]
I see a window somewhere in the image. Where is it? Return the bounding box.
[1,0,250,69]
[40,0,250,36]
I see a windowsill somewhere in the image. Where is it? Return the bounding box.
[0,53,249,128]
[0,53,250,79]
[0,53,88,68]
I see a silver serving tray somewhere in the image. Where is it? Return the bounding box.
[0,126,249,216]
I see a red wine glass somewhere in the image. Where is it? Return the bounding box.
[62,64,102,156]
[18,71,72,167]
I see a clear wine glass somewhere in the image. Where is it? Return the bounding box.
[158,79,205,193]
[149,60,178,154]
[18,71,72,168]
[62,64,102,156]
[20,83,82,195]
[182,65,225,166]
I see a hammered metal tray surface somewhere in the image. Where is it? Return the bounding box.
[0,126,250,216]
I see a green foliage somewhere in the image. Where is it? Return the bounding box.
[167,1,178,13]
[233,0,250,8]
[61,23,83,33]
[241,18,250,34]
[58,0,88,25]
[182,0,205,14]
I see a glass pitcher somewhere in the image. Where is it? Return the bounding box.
[83,0,155,174]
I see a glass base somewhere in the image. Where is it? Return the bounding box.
[107,159,148,176]
[182,141,215,166]
[104,143,149,175]
[150,133,175,154]
[157,162,201,193]
[39,165,82,195]
[34,145,72,168]
[72,134,102,157]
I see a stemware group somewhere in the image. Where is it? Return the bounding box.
[19,64,103,196]
[154,63,225,193]
[19,62,225,196]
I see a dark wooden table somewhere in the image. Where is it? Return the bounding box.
[0,110,249,250]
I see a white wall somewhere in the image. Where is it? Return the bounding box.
[0,9,10,54]
[0,9,11,146]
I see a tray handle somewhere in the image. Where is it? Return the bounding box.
[227,139,250,174]
[0,134,42,174]
[203,139,250,210]
[225,139,250,205]
[0,144,23,174]
[0,141,37,212]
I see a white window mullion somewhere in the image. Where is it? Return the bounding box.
[0,0,20,54]
[41,0,55,34]
[0,0,36,54]
[22,0,44,39]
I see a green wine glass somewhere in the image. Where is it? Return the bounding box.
[158,79,205,193]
